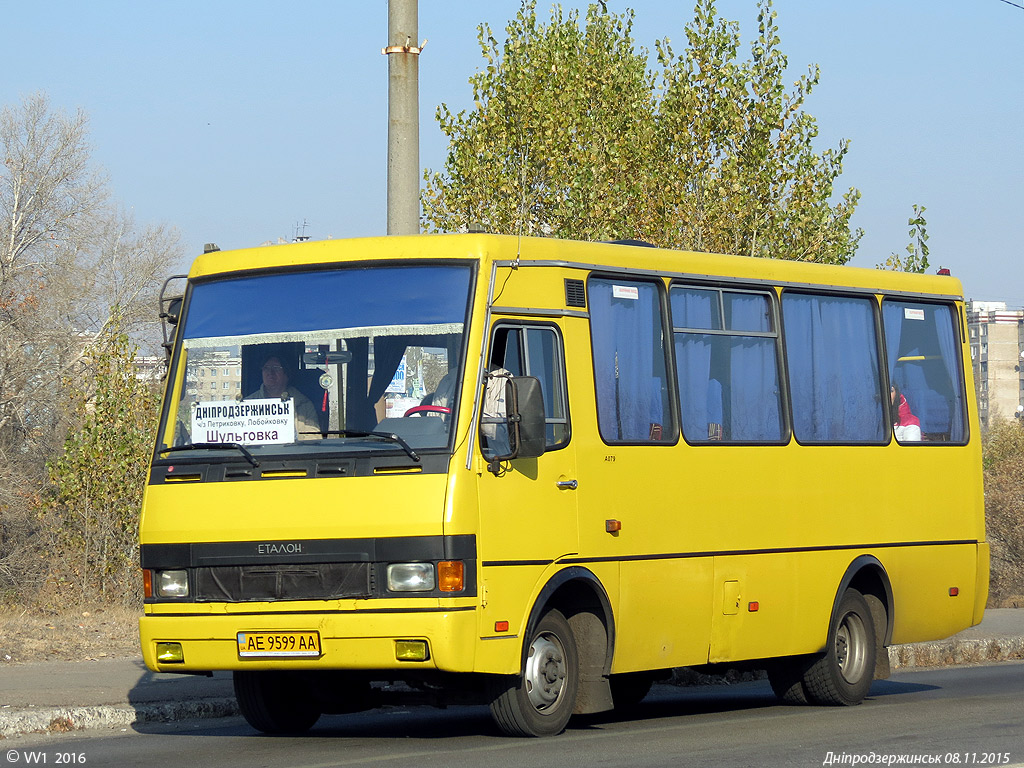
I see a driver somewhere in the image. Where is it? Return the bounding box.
[246,355,321,439]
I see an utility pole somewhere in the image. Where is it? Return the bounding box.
[384,0,421,236]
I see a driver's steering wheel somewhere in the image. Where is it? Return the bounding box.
[404,405,451,417]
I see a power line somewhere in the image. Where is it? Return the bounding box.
[997,0,1024,10]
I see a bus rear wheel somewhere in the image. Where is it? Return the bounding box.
[234,671,321,734]
[802,589,877,706]
[488,609,579,737]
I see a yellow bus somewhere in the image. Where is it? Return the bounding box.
[140,234,987,737]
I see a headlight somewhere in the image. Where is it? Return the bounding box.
[157,569,189,598]
[387,563,435,592]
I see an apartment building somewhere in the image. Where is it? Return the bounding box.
[967,300,1024,429]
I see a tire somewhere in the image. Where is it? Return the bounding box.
[609,673,654,710]
[234,671,321,734]
[489,609,580,737]
[802,589,877,706]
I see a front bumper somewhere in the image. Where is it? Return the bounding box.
[140,604,478,674]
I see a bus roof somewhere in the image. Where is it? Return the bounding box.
[187,234,964,299]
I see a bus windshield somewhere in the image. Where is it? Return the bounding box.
[160,264,473,457]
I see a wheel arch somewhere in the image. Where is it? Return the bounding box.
[524,566,615,669]
[523,566,616,715]
[831,555,894,647]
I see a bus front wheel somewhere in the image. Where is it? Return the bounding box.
[802,589,877,706]
[234,671,321,734]
[488,609,580,737]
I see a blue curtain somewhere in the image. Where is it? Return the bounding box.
[590,280,670,441]
[783,294,884,442]
[933,309,965,439]
[672,289,782,442]
[883,303,903,379]
[727,295,782,441]
[671,289,714,441]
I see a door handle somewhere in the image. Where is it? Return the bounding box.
[556,479,578,490]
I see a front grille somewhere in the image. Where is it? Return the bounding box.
[195,563,371,602]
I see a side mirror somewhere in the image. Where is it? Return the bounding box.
[162,296,183,326]
[509,376,546,459]
[480,373,546,465]
[158,275,188,366]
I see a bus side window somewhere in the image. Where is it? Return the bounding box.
[588,278,673,443]
[882,300,966,443]
[782,292,886,444]
[485,324,570,451]
[671,286,784,444]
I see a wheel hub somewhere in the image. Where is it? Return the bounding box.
[524,633,566,711]
[836,611,868,684]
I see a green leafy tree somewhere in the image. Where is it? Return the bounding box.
[423,3,656,241]
[38,316,160,607]
[879,204,930,273]
[424,0,862,264]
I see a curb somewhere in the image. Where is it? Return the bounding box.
[0,699,239,740]
[889,636,1024,670]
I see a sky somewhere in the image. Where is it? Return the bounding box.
[2,1,1022,306]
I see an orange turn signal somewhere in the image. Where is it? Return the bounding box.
[142,569,153,599]
[438,560,465,592]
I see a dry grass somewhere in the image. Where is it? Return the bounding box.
[993,594,1024,609]
[0,605,140,665]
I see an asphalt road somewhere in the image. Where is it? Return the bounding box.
[5,662,1024,768]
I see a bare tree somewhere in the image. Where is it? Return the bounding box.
[1,93,107,283]
[0,92,181,604]
[1,93,176,448]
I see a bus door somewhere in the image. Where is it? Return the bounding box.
[476,321,578,636]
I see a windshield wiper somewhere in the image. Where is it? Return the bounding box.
[159,442,260,468]
[303,429,421,463]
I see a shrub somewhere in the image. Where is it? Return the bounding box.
[983,420,1024,606]
[35,322,160,608]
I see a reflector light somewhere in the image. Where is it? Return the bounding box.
[495,621,510,632]
[605,519,622,533]
[949,587,959,597]
[748,601,759,612]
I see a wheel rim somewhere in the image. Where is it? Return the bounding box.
[835,609,868,685]
[524,631,567,711]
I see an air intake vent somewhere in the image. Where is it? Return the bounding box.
[565,279,587,308]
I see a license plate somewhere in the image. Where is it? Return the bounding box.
[237,631,322,658]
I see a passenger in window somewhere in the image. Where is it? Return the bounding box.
[246,355,321,439]
[891,384,922,442]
